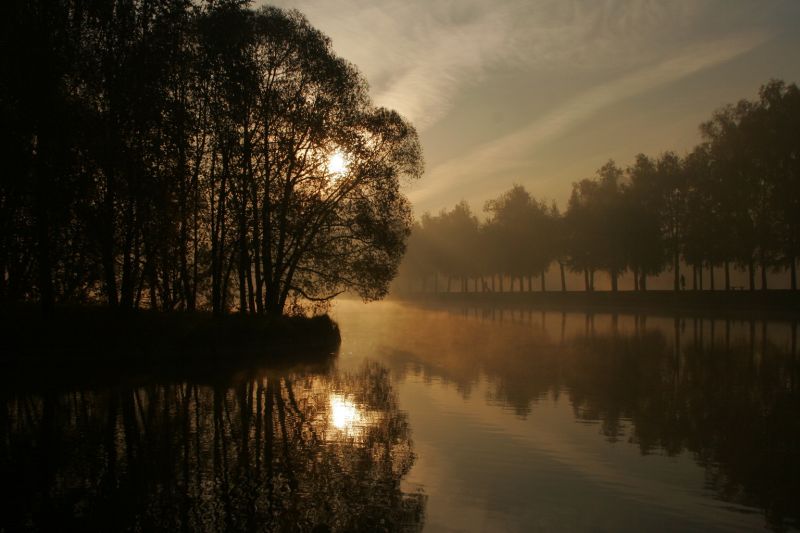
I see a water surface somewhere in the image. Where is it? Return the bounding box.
[1,300,798,531]
[332,301,798,532]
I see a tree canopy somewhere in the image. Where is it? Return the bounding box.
[0,1,422,315]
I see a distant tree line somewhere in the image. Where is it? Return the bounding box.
[401,80,799,293]
[0,1,422,315]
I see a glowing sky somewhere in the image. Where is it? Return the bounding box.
[265,0,800,215]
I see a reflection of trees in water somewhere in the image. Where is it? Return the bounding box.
[0,362,425,532]
[566,320,799,531]
[385,305,799,531]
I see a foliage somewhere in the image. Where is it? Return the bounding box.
[0,1,422,315]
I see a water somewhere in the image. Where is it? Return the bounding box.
[1,300,798,532]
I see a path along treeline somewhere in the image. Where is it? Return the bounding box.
[0,1,423,315]
[400,80,799,294]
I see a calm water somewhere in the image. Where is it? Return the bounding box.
[2,301,798,532]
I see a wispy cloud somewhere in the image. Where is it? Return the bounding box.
[267,0,726,130]
[409,30,769,208]
[267,0,523,128]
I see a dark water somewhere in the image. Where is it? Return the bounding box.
[1,301,799,531]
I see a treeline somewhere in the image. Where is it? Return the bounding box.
[401,80,799,293]
[0,1,421,315]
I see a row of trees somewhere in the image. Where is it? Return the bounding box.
[400,80,799,292]
[0,1,422,315]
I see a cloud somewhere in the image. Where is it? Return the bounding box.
[266,0,523,128]
[409,30,769,207]
[265,1,719,130]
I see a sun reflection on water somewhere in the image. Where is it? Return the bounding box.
[329,393,363,436]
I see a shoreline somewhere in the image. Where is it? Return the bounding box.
[391,290,800,320]
[0,306,341,389]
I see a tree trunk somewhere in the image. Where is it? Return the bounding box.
[640,273,648,291]
[148,256,158,310]
[540,269,546,292]
[748,259,755,291]
[119,211,136,310]
[246,261,256,313]
[633,266,640,292]
[709,264,715,291]
[36,206,53,314]
[724,261,730,291]
[584,268,590,292]
[559,262,566,292]
[610,268,618,292]
[238,232,247,314]
[791,257,797,291]
[590,269,595,291]
[673,250,680,292]
[101,241,118,307]
[692,265,698,291]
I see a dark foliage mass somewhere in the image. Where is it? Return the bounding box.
[400,80,800,293]
[0,0,422,316]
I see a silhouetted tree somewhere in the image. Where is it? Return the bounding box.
[483,185,556,292]
[0,2,422,315]
[564,162,629,291]
[625,154,667,290]
[754,80,800,290]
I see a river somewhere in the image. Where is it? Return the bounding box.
[2,300,798,531]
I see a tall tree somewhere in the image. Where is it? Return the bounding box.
[625,154,666,290]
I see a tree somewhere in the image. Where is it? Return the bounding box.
[682,145,724,290]
[484,185,553,292]
[756,80,800,290]
[232,8,422,315]
[0,3,422,316]
[564,162,628,291]
[650,152,688,292]
[625,154,666,290]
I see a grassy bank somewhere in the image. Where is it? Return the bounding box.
[395,290,800,319]
[0,305,340,389]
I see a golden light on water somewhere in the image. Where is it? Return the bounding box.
[330,393,361,430]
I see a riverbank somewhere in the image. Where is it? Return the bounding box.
[0,305,341,388]
[393,290,800,319]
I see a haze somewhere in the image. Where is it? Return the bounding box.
[267,0,800,214]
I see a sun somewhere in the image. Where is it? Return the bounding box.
[327,151,348,176]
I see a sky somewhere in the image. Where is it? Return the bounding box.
[265,0,800,216]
